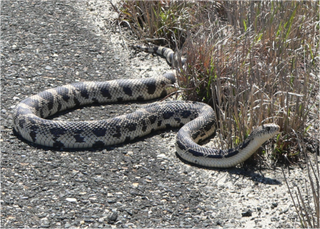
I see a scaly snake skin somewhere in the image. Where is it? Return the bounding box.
[13,46,280,168]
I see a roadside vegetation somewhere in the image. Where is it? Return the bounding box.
[113,1,319,163]
[112,1,319,226]
[283,154,319,228]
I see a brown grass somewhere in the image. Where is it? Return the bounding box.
[113,0,319,225]
[283,154,320,228]
[112,1,224,48]
[115,2,319,157]
[177,1,319,164]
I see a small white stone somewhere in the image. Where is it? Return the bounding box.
[157,153,167,159]
[66,197,77,202]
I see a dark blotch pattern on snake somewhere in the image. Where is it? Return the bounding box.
[13,46,279,168]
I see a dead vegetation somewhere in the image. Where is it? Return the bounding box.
[112,1,319,227]
[114,0,319,163]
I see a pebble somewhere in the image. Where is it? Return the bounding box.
[242,209,253,217]
[157,153,167,159]
[40,218,50,228]
[66,198,77,202]
[107,211,118,223]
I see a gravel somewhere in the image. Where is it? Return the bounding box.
[1,0,318,228]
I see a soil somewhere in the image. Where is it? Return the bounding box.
[1,0,319,228]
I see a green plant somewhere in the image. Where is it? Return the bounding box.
[113,1,193,48]
[114,1,226,48]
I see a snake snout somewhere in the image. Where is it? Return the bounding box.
[263,123,280,135]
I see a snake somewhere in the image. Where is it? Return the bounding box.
[13,45,280,168]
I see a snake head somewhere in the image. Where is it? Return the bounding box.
[250,123,280,142]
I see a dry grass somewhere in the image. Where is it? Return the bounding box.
[116,2,318,154]
[114,1,319,163]
[113,0,319,226]
[112,1,224,48]
[182,1,319,164]
[283,154,320,228]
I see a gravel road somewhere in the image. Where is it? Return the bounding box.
[1,0,317,228]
